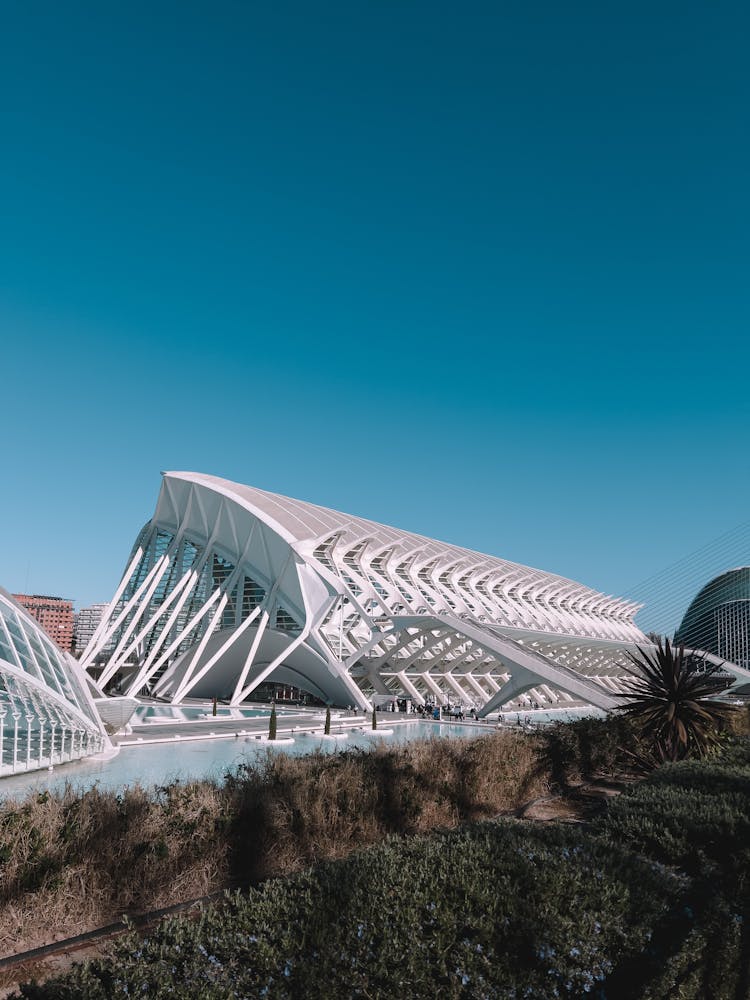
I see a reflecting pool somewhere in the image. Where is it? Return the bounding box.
[133,705,296,723]
[0,705,605,802]
[0,721,487,801]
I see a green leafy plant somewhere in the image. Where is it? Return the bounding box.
[324,706,331,736]
[618,638,734,763]
[12,820,683,1000]
[596,758,750,881]
[268,704,277,741]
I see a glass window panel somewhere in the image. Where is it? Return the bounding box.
[275,606,299,632]
[24,629,65,695]
[5,624,39,679]
[0,619,19,668]
[241,577,265,618]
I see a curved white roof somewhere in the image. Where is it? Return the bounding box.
[165,471,638,620]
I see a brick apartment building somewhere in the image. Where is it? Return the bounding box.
[12,594,74,652]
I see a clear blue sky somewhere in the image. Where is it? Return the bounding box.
[2,1,748,627]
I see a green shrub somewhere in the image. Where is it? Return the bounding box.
[12,820,684,1000]
[10,737,750,998]
[268,704,277,741]
[591,747,750,999]
[710,733,750,767]
[595,759,750,883]
[534,712,646,788]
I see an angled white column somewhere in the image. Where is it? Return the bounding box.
[90,554,171,684]
[79,546,145,669]
[395,671,424,705]
[124,569,198,695]
[146,587,226,694]
[463,671,493,702]
[166,593,228,703]
[234,627,312,704]
[419,671,445,701]
[99,555,173,685]
[230,609,270,705]
[108,567,196,680]
[173,605,262,703]
[233,599,334,705]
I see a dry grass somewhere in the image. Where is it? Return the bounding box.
[0,780,228,957]
[725,703,750,737]
[0,730,547,956]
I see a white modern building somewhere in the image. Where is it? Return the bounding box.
[675,567,750,671]
[78,472,657,715]
[0,588,110,775]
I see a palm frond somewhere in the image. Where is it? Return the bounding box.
[615,637,735,763]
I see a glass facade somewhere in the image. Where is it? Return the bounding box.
[0,589,106,775]
[675,567,750,669]
[98,523,281,696]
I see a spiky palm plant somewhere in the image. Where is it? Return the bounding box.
[324,706,331,736]
[268,704,277,741]
[618,637,733,763]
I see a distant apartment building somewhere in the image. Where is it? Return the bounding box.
[73,603,108,658]
[11,594,74,652]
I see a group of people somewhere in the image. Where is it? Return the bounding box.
[413,702,480,722]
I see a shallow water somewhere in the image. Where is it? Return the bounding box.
[0,721,487,801]
[0,705,604,802]
[133,705,295,723]
[497,707,604,726]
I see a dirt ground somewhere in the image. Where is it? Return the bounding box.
[515,777,629,823]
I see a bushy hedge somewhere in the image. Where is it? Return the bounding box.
[13,820,684,1000]
[536,713,645,786]
[595,758,750,881]
[592,746,750,999]
[8,723,750,999]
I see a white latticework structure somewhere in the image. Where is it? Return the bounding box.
[0,588,109,775]
[81,472,650,714]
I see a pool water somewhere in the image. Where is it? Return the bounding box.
[133,705,294,723]
[0,721,487,801]
[497,707,604,726]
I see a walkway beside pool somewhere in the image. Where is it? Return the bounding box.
[118,701,599,746]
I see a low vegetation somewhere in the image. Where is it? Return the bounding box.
[4,706,749,997]
[0,728,548,955]
[11,820,684,999]
[12,735,750,999]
